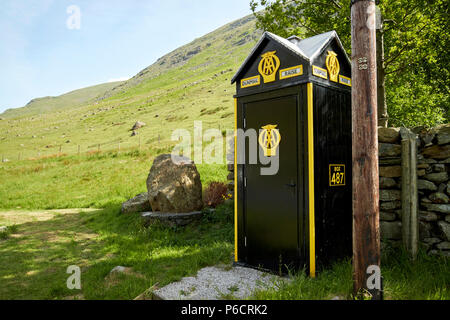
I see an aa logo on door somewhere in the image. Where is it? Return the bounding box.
[326,51,340,82]
[258,51,280,83]
[258,124,281,157]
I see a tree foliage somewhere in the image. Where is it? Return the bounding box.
[250,0,449,127]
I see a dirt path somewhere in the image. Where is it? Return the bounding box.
[0,208,100,226]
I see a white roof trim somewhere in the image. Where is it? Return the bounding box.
[307,31,351,65]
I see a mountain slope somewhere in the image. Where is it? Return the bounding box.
[0,14,260,160]
[1,82,124,119]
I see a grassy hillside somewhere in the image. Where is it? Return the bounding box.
[0,81,124,120]
[0,15,260,161]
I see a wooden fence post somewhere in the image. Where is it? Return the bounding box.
[401,128,418,259]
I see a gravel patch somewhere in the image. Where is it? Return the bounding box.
[153,265,287,300]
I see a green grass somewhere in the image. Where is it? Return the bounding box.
[250,246,450,300]
[0,203,234,300]
[0,150,228,210]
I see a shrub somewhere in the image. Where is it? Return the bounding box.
[203,181,229,208]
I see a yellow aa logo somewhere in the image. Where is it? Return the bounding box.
[258,124,281,157]
[326,51,340,82]
[258,51,280,83]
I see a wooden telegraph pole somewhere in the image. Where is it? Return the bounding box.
[351,0,381,299]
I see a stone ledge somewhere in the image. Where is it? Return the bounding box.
[141,211,203,227]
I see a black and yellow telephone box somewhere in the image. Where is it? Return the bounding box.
[231,31,352,277]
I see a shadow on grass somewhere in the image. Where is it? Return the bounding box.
[0,203,234,300]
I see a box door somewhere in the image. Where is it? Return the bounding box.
[244,95,299,272]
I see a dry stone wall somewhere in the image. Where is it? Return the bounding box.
[414,124,450,256]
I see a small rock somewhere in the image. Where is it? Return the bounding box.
[380,189,401,201]
[424,172,448,184]
[131,121,146,131]
[379,158,402,165]
[379,177,397,189]
[110,266,129,274]
[421,197,432,204]
[417,179,437,191]
[435,124,450,145]
[0,226,7,233]
[446,215,450,223]
[379,166,402,178]
[121,193,152,214]
[422,145,450,160]
[423,203,450,214]
[436,241,450,250]
[437,221,450,241]
[432,164,446,173]
[417,169,426,177]
[380,211,397,221]
[419,221,432,240]
[131,130,138,137]
[419,211,438,222]
[378,127,400,143]
[422,237,442,245]
[379,143,402,157]
[420,132,435,146]
[429,192,449,204]
[438,183,447,193]
[380,201,401,210]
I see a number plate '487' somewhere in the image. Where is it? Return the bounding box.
[329,164,346,187]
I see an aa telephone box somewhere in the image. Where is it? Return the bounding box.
[231,31,352,276]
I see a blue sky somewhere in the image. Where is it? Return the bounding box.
[0,0,252,113]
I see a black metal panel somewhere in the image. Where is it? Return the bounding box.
[236,39,309,97]
[245,95,298,271]
[313,84,352,267]
[308,38,352,91]
[236,86,306,273]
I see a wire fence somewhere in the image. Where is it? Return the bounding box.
[0,133,169,163]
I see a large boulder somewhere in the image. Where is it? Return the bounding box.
[146,154,203,213]
[121,193,152,214]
